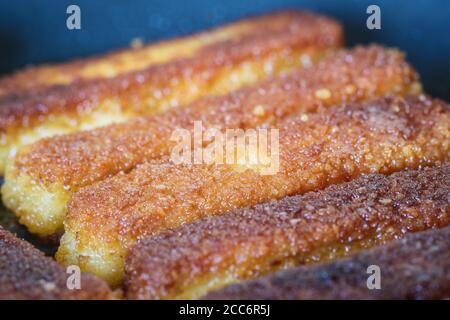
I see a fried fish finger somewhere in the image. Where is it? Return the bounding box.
[0,226,115,299]
[2,46,421,237]
[125,165,450,299]
[0,11,339,98]
[58,95,449,286]
[204,224,450,300]
[0,10,343,173]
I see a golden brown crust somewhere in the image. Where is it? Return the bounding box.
[203,224,450,300]
[0,226,114,300]
[0,11,343,176]
[12,46,419,188]
[125,165,450,299]
[0,10,340,99]
[58,95,450,285]
[0,11,342,132]
[3,45,420,237]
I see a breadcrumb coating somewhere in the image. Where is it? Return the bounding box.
[0,10,343,174]
[0,10,340,98]
[0,226,115,299]
[3,45,421,236]
[204,224,450,300]
[125,165,450,299]
[58,95,449,286]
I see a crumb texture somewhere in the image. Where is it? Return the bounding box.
[126,165,450,299]
[13,45,418,188]
[60,95,449,286]
[204,224,450,300]
[3,45,420,237]
[0,226,114,299]
[0,11,343,175]
[125,164,449,299]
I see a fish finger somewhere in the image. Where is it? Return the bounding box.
[204,223,450,300]
[2,45,420,236]
[0,226,115,299]
[58,95,449,286]
[125,165,450,299]
[0,10,343,173]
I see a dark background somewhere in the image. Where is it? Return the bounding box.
[0,0,448,99]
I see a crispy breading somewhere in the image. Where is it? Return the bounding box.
[0,11,339,98]
[203,224,450,300]
[0,226,115,299]
[125,165,450,299]
[2,46,421,236]
[0,10,343,173]
[57,96,450,286]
